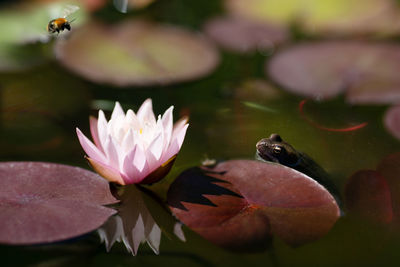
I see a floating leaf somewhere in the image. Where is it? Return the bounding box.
[345,153,400,225]
[384,106,400,141]
[204,16,288,53]
[168,160,339,251]
[225,0,400,36]
[268,42,400,103]
[55,20,220,87]
[377,152,400,225]
[345,170,393,224]
[0,162,118,245]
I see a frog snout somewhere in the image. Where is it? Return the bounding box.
[256,139,267,153]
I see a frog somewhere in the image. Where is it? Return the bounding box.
[256,134,342,208]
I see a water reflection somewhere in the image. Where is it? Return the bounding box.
[98,185,185,255]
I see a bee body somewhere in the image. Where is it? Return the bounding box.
[47,18,71,34]
[46,5,79,34]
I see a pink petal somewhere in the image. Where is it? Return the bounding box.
[171,116,189,140]
[86,156,125,185]
[104,136,122,170]
[133,145,147,173]
[76,128,107,164]
[111,101,125,120]
[97,110,109,151]
[161,106,174,149]
[122,146,141,184]
[89,116,102,150]
[137,99,156,126]
[121,129,134,154]
[174,123,189,149]
[148,133,164,161]
[162,124,188,163]
[144,148,158,172]
[125,109,141,130]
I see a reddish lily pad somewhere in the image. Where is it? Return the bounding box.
[55,20,219,87]
[167,160,339,251]
[344,170,393,224]
[0,162,118,245]
[268,42,400,103]
[225,0,400,36]
[384,105,400,141]
[344,153,400,225]
[204,16,288,53]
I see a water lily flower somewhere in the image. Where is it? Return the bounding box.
[76,99,188,185]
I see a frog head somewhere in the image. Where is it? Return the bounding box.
[256,134,300,167]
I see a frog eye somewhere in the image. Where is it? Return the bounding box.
[272,145,282,154]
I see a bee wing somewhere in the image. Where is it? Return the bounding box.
[113,0,129,13]
[62,4,80,18]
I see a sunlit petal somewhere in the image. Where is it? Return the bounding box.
[89,116,102,150]
[76,128,107,163]
[97,110,108,151]
[104,136,121,169]
[137,98,156,126]
[161,106,174,149]
[111,101,125,120]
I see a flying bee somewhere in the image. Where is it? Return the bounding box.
[47,5,79,34]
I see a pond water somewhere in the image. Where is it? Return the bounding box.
[2,0,400,266]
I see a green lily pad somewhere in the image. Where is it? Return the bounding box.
[225,0,400,36]
[54,20,220,86]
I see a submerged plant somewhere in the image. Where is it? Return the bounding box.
[76,99,188,185]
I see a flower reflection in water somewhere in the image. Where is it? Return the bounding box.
[98,185,185,255]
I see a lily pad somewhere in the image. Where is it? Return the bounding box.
[384,106,400,141]
[344,153,400,225]
[0,162,118,245]
[268,42,400,102]
[167,160,339,251]
[55,20,220,87]
[225,0,400,36]
[204,16,288,53]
